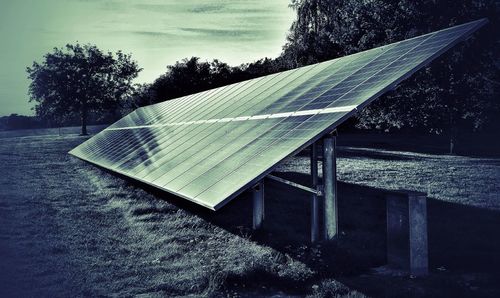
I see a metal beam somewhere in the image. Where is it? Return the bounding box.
[252,181,264,230]
[323,133,338,240]
[311,142,320,243]
[267,174,322,196]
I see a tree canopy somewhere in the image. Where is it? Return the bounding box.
[131,57,289,108]
[281,0,500,152]
[27,43,141,135]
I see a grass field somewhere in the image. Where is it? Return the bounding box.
[1,126,499,297]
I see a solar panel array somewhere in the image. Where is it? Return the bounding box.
[70,19,486,210]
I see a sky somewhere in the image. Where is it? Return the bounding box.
[0,0,295,116]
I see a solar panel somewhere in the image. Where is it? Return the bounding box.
[70,19,487,210]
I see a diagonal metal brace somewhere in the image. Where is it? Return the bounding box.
[267,174,322,196]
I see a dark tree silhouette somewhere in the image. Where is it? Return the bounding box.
[135,57,287,106]
[0,114,45,130]
[283,0,500,154]
[27,43,141,135]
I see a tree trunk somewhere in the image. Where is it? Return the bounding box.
[81,103,88,136]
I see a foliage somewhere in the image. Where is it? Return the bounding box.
[149,57,232,103]
[282,0,421,65]
[27,44,141,134]
[131,57,290,106]
[282,0,500,152]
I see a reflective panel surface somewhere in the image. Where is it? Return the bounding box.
[70,19,486,210]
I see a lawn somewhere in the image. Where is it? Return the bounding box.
[1,127,499,297]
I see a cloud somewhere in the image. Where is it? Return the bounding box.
[225,7,269,14]
[74,0,125,11]
[178,27,265,40]
[134,3,175,13]
[132,31,175,38]
[188,4,224,13]
[187,4,269,15]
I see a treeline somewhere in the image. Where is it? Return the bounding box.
[127,57,288,110]
[0,113,111,131]
[0,114,45,131]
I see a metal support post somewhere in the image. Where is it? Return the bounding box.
[252,181,264,230]
[311,142,320,243]
[323,133,338,240]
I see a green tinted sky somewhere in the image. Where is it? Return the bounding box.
[0,0,295,116]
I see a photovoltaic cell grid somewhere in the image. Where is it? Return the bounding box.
[70,19,487,210]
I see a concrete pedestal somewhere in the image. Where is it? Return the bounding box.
[386,190,428,276]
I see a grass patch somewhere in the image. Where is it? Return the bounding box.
[0,129,499,297]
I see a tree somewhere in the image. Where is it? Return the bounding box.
[27,43,141,135]
[282,0,423,66]
[355,0,500,153]
[283,0,500,154]
[140,57,285,106]
[151,57,212,102]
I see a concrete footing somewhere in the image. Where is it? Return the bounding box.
[386,190,428,276]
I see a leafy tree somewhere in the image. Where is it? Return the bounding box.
[140,57,286,106]
[147,57,231,104]
[282,0,423,66]
[283,0,500,153]
[27,43,141,135]
[127,83,155,111]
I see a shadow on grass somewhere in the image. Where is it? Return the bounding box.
[294,145,422,161]
[118,169,500,296]
[336,132,500,157]
[337,147,424,161]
